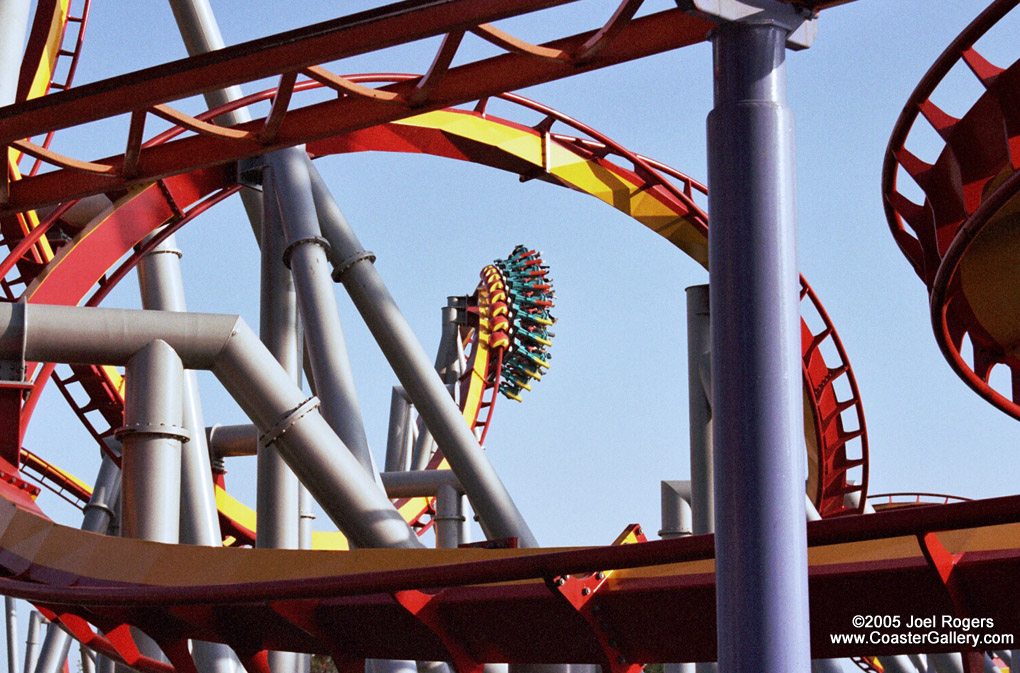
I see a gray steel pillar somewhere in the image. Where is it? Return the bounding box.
[659,481,693,539]
[5,597,17,673]
[685,285,713,536]
[259,163,304,673]
[118,340,182,665]
[929,653,964,673]
[879,657,920,673]
[30,630,70,673]
[385,387,412,472]
[0,0,30,105]
[137,231,223,549]
[34,451,121,673]
[267,150,377,478]
[257,165,301,552]
[660,481,695,673]
[80,648,96,673]
[435,483,467,548]
[166,0,263,240]
[24,611,42,673]
[118,339,184,543]
[707,16,810,673]
[305,159,538,548]
[137,233,231,673]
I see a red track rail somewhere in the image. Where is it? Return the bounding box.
[0,3,714,213]
[883,0,1020,419]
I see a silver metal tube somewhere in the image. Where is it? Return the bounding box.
[381,470,462,499]
[410,425,436,472]
[659,481,693,539]
[165,0,263,242]
[0,0,30,106]
[879,656,920,673]
[137,232,223,549]
[929,653,964,673]
[119,339,184,544]
[212,320,423,549]
[80,647,96,673]
[33,450,122,673]
[435,483,467,548]
[0,302,423,549]
[82,449,122,532]
[306,159,537,547]
[909,654,928,673]
[436,299,464,386]
[23,611,42,673]
[268,149,376,478]
[5,597,17,673]
[385,387,412,472]
[685,285,713,536]
[257,164,300,555]
[207,423,259,457]
[30,627,70,673]
[260,150,304,673]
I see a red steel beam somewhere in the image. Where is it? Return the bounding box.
[1,8,715,213]
[0,0,580,144]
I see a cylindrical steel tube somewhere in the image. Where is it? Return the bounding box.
[707,20,810,673]
[306,160,537,547]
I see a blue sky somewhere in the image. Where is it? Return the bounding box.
[20,0,1018,554]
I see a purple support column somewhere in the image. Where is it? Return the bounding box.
[707,16,811,673]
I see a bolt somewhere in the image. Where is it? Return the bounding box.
[581,587,591,596]
[555,577,566,586]
[596,571,606,580]
[634,526,643,537]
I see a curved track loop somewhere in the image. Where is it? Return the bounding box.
[868,492,973,511]
[0,83,873,668]
[0,78,869,534]
[883,0,1020,419]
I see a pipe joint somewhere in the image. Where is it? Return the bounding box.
[258,396,320,450]
[142,246,183,259]
[282,235,331,269]
[115,422,191,443]
[330,249,376,282]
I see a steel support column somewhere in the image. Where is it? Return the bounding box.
[267,149,377,479]
[166,0,263,241]
[258,159,303,673]
[33,451,121,673]
[137,233,223,549]
[685,285,713,536]
[385,387,413,472]
[24,611,42,673]
[706,15,810,673]
[305,159,538,547]
[5,597,16,673]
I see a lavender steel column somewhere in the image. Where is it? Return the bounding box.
[707,17,811,673]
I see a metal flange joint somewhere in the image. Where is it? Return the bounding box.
[677,0,817,49]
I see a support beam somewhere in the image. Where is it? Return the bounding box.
[305,159,538,548]
[258,156,303,673]
[685,285,713,536]
[268,149,376,478]
[119,339,185,544]
[0,301,423,549]
[706,12,810,673]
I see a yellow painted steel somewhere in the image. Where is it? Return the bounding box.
[392,111,709,268]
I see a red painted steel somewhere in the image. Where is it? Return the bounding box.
[883,0,1020,419]
[0,8,715,213]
